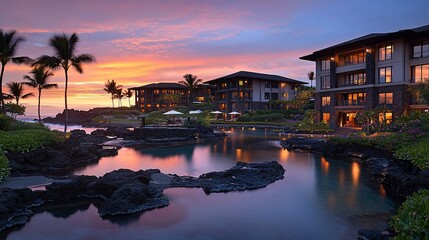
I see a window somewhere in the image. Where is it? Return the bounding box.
[379,111,393,124]
[239,80,243,86]
[322,113,330,123]
[321,59,331,71]
[153,90,160,94]
[264,81,271,88]
[342,93,366,106]
[321,76,331,89]
[344,72,366,86]
[379,44,392,61]
[230,81,237,89]
[340,51,365,65]
[379,92,393,104]
[271,82,279,88]
[322,96,330,106]
[264,92,270,100]
[412,40,429,58]
[411,64,429,83]
[271,93,279,100]
[379,67,392,83]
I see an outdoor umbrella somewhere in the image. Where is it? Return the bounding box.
[189,110,203,114]
[163,110,184,115]
[210,111,223,114]
[228,111,240,115]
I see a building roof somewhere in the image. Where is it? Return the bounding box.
[205,71,306,84]
[300,24,429,61]
[129,82,186,90]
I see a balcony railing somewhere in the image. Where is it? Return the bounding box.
[336,100,366,106]
[337,81,367,88]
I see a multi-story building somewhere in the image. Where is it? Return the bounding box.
[130,83,188,112]
[205,71,305,113]
[301,25,429,129]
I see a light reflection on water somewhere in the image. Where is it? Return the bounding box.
[4,128,395,240]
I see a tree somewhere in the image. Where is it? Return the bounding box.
[115,88,125,107]
[160,93,181,109]
[179,74,202,105]
[125,89,133,107]
[103,79,122,108]
[23,65,58,123]
[5,82,33,104]
[33,33,95,133]
[417,80,429,104]
[4,103,25,119]
[307,71,315,88]
[0,30,32,113]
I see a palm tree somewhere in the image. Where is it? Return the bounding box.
[307,71,315,88]
[115,88,125,107]
[179,74,202,105]
[6,82,34,104]
[103,80,122,108]
[0,30,32,113]
[23,65,58,123]
[33,33,95,133]
[125,89,133,107]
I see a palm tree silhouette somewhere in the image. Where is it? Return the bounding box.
[103,80,122,108]
[115,88,125,107]
[0,30,32,113]
[307,71,315,88]
[23,65,58,123]
[33,33,95,132]
[125,89,133,107]
[6,82,34,104]
[179,74,202,105]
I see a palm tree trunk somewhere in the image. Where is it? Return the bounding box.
[128,98,131,107]
[111,95,115,108]
[64,69,68,133]
[38,88,42,123]
[15,96,19,105]
[0,64,5,114]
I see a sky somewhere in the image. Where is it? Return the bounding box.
[1,0,429,117]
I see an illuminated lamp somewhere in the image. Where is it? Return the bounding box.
[330,57,334,61]
[366,49,372,53]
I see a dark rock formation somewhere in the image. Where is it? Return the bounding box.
[170,161,285,193]
[6,130,118,176]
[0,161,285,232]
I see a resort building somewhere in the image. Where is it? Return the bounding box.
[130,82,215,112]
[300,24,429,129]
[130,83,188,112]
[205,71,306,113]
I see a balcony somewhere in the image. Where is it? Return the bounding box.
[336,100,366,107]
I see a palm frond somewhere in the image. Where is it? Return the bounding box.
[33,55,61,70]
[21,93,34,99]
[41,83,58,89]
[12,56,33,65]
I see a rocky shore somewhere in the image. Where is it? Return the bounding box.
[0,161,285,232]
[281,137,429,239]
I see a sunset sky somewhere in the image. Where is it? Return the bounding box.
[1,0,428,116]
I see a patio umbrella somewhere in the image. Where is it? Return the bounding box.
[210,111,223,114]
[163,110,184,115]
[228,111,241,115]
[189,110,203,114]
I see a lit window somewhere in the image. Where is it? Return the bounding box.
[379,44,392,61]
[322,96,330,106]
[378,92,393,104]
[264,92,270,100]
[322,113,330,123]
[239,81,243,86]
[411,64,429,83]
[379,111,393,124]
[379,67,392,83]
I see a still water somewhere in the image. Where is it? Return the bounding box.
[4,128,395,240]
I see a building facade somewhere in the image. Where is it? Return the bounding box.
[301,25,429,129]
[205,71,305,113]
[130,83,187,112]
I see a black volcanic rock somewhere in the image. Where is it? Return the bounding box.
[0,161,285,231]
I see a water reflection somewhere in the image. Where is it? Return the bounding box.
[5,129,395,240]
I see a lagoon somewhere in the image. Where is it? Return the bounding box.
[2,128,395,240]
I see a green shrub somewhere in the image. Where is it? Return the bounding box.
[390,189,429,239]
[395,136,429,170]
[296,121,333,133]
[0,115,48,131]
[238,113,284,122]
[0,151,10,183]
[0,129,64,152]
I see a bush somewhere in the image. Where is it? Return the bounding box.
[238,113,284,122]
[395,136,429,170]
[0,115,48,131]
[0,129,64,152]
[390,189,429,239]
[0,152,10,183]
